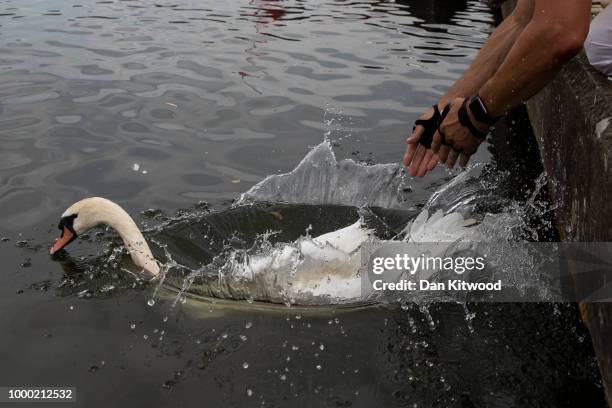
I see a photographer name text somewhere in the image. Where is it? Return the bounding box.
[371,279,502,292]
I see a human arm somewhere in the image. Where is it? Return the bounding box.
[434,0,591,169]
[479,0,591,118]
[403,0,536,176]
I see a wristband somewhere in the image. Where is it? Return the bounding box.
[458,99,488,140]
[468,94,498,125]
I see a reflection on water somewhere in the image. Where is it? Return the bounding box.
[0,0,606,406]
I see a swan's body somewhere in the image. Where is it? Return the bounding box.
[51,197,159,279]
[222,209,478,301]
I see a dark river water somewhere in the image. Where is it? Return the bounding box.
[0,0,606,406]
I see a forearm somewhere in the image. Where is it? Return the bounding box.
[479,0,591,117]
[439,0,534,105]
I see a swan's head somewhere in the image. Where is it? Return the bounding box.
[50,198,107,255]
[50,197,160,279]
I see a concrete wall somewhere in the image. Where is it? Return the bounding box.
[501,1,612,404]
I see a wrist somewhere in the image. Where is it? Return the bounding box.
[458,99,489,141]
[477,86,504,119]
[468,94,499,126]
[466,102,491,132]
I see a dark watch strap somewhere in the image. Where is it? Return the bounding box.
[458,99,488,140]
[468,95,497,125]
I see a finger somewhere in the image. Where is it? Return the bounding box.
[459,153,470,168]
[408,144,426,176]
[406,126,424,144]
[426,151,439,171]
[438,144,450,164]
[446,149,460,169]
[431,130,442,154]
[403,127,425,166]
[417,149,433,177]
[403,145,414,167]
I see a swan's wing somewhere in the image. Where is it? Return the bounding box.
[428,209,444,225]
[408,209,429,238]
[312,220,373,253]
[405,209,478,243]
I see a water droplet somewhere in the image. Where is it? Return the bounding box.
[319,344,325,351]
[246,389,253,397]
[143,334,149,340]
[77,290,91,298]
[316,365,322,370]
[147,299,155,307]
[279,374,287,381]
[245,322,252,329]
[163,316,168,322]
[130,323,136,330]
[242,362,249,369]
[69,305,74,311]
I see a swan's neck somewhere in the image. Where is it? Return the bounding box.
[96,200,160,279]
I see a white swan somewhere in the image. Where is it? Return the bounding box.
[222,209,478,301]
[50,198,478,302]
[50,197,160,279]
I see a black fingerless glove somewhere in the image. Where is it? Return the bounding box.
[416,104,451,149]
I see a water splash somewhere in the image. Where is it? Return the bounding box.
[48,141,556,307]
[234,141,414,210]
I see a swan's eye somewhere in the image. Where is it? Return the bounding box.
[50,213,79,255]
[58,213,78,232]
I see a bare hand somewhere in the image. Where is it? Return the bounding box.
[431,97,489,169]
[402,106,441,177]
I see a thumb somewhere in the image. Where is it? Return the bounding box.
[406,126,424,144]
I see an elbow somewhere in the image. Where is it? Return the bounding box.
[542,23,590,61]
[554,32,588,60]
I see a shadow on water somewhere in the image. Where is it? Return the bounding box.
[396,0,469,26]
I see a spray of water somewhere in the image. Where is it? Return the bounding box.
[149,139,557,307]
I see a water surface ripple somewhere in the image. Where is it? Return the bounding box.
[0,0,492,231]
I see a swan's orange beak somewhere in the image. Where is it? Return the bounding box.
[50,226,75,255]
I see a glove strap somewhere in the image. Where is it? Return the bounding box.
[416,104,450,148]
